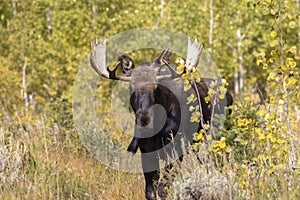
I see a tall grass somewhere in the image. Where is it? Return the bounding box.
[166,144,300,200]
[0,116,144,199]
[0,101,299,199]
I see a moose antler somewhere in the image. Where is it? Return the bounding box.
[153,48,182,79]
[186,37,204,71]
[90,39,131,81]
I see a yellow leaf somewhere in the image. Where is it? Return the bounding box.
[221,79,227,85]
[288,46,297,54]
[268,168,274,175]
[270,9,276,15]
[270,135,277,143]
[175,57,185,65]
[282,145,288,151]
[219,94,225,99]
[225,147,230,153]
[267,58,274,63]
[287,77,297,85]
[256,127,262,134]
[187,93,195,104]
[270,31,277,38]
[176,64,185,74]
[240,140,248,146]
[206,134,212,141]
[258,51,266,58]
[237,118,244,127]
[209,81,216,88]
[219,140,226,149]
[286,58,296,68]
[182,73,189,79]
[256,59,263,66]
[184,82,191,91]
[190,111,200,122]
[258,109,266,117]
[189,106,195,112]
[194,132,203,141]
[289,21,296,29]
[277,138,285,144]
[276,149,282,155]
[205,96,211,103]
[269,40,278,47]
[258,133,265,140]
[281,65,287,71]
[203,124,210,130]
[269,96,275,103]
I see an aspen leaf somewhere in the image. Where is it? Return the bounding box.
[267,58,273,63]
[219,94,225,99]
[256,59,263,65]
[219,140,226,149]
[189,105,195,112]
[270,31,277,38]
[176,64,185,74]
[287,76,297,85]
[277,139,285,144]
[282,145,288,151]
[281,65,287,71]
[289,21,296,29]
[184,82,191,91]
[258,109,266,117]
[270,135,277,143]
[221,79,227,85]
[269,40,278,47]
[288,46,297,54]
[206,134,212,141]
[270,8,276,15]
[225,147,230,153]
[175,57,185,65]
[258,133,265,141]
[187,93,195,104]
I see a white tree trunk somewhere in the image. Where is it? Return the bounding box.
[22,57,28,115]
[278,2,296,186]
[236,28,244,97]
[46,8,51,38]
[160,0,164,18]
[12,1,17,15]
[91,2,97,33]
[208,0,214,52]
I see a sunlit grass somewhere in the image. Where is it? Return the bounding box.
[0,117,144,200]
[0,100,299,200]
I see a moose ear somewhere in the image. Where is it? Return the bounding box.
[117,53,135,75]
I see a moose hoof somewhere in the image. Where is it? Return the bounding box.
[146,188,156,200]
[158,183,167,199]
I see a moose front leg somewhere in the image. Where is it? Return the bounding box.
[141,153,160,200]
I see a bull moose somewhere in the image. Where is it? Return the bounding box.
[90,38,233,200]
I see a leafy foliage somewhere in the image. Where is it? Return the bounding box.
[0,0,299,199]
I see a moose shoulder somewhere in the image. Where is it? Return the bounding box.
[90,39,233,200]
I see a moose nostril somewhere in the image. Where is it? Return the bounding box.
[136,109,151,127]
[137,109,148,116]
[141,118,150,126]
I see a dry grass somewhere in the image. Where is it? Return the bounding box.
[0,110,299,200]
[0,117,144,200]
[164,141,300,200]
